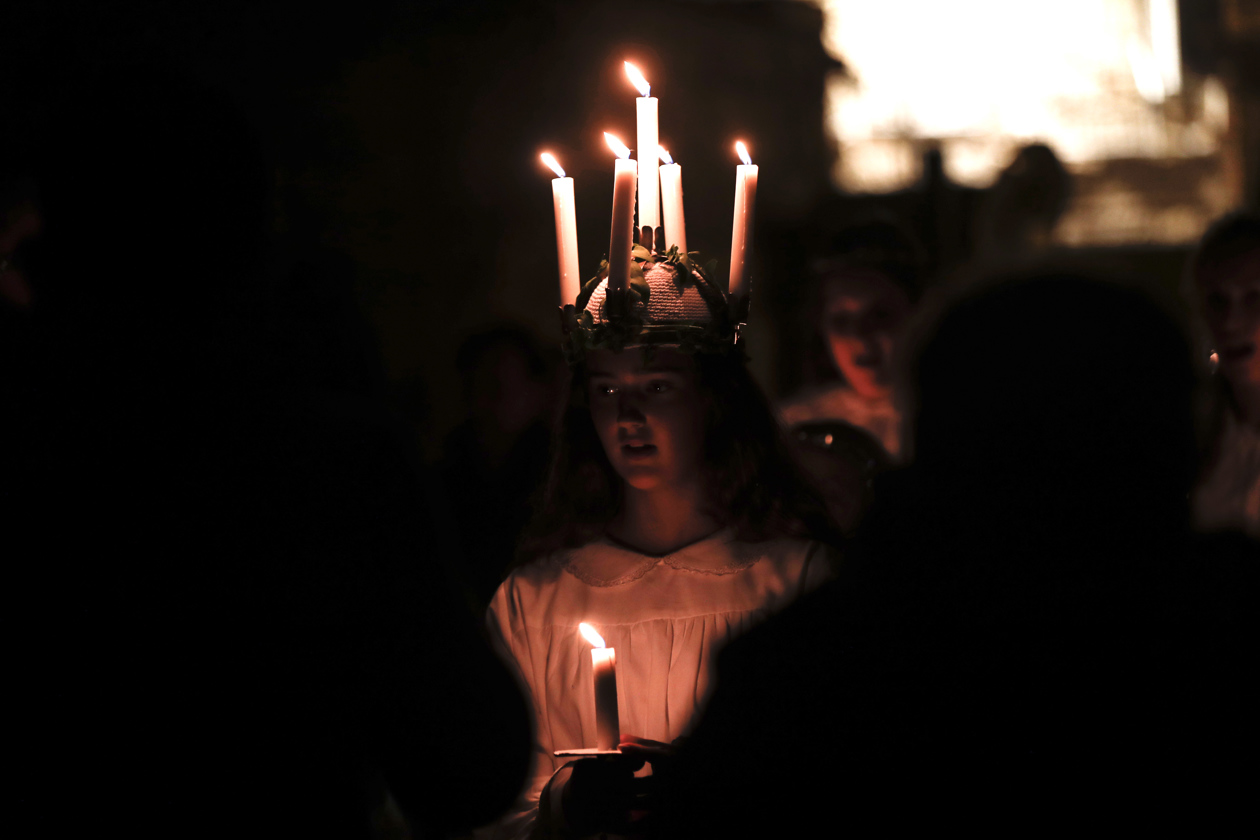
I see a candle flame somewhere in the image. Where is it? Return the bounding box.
[657,145,674,165]
[540,152,566,178]
[624,61,650,97]
[579,622,606,648]
[736,141,752,166]
[604,132,631,160]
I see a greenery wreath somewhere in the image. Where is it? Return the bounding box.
[558,243,744,364]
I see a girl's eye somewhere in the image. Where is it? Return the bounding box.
[591,384,616,398]
[647,380,672,394]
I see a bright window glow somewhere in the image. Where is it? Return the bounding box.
[818,0,1231,243]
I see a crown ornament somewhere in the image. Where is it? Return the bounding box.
[541,62,758,364]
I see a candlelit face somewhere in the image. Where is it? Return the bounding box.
[822,269,911,401]
[586,348,706,491]
[1198,248,1260,388]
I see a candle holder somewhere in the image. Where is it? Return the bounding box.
[554,747,624,757]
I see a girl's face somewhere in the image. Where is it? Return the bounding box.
[821,270,911,401]
[1198,248,1260,388]
[586,348,706,492]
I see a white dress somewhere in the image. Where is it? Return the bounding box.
[483,529,834,839]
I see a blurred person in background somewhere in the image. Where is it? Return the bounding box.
[779,217,925,459]
[786,420,891,536]
[440,324,559,614]
[650,270,1254,835]
[974,142,1072,267]
[1189,211,1260,538]
[10,59,530,838]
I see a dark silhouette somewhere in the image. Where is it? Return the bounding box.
[787,420,891,535]
[8,62,530,838]
[439,325,557,613]
[650,272,1256,835]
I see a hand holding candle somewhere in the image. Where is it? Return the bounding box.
[541,152,581,306]
[625,62,658,233]
[657,146,686,255]
[579,622,620,751]
[728,141,759,300]
[603,133,637,293]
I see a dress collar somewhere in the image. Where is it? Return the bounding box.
[561,528,762,587]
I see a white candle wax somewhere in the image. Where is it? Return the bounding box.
[636,97,659,231]
[591,646,620,751]
[607,158,637,292]
[551,176,581,306]
[728,163,759,299]
[659,161,686,255]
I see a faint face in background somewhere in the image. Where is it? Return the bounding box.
[469,345,546,437]
[586,348,706,492]
[1197,248,1260,388]
[821,269,911,400]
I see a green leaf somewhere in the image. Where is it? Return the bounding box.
[631,244,652,262]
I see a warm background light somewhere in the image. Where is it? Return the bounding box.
[818,0,1236,244]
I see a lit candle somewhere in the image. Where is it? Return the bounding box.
[728,141,759,299]
[541,152,581,306]
[657,146,686,255]
[625,62,658,232]
[604,132,637,293]
[579,622,620,751]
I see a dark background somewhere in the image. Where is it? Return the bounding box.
[2,0,1257,450]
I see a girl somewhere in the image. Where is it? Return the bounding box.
[484,260,839,838]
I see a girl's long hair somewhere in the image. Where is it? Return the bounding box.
[516,349,837,564]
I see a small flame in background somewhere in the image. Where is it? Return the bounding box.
[604,132,631,160]
[579,622,606,648]
[657,146,674,165]
[735,141,752,166]
[541,152,566,178]
[624,61,650,97]
[1210,350,1219,368]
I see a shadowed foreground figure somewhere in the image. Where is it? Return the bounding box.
[651,273,1256,835]
[8,63,530,838]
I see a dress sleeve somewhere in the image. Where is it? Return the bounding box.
[479,579,568,840]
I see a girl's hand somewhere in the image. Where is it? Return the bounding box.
[617,734,678,766]
[559,751,646,836]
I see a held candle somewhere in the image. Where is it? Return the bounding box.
[541,153,581,306]
[657,146,686,255]
[728,141,759,299]
[604,132,637,293]
[579,623,620,751]
[625,62,659,232]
